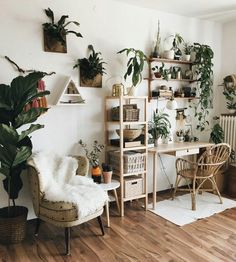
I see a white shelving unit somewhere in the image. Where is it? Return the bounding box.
[105,95,148,216]
[56,77,85,106]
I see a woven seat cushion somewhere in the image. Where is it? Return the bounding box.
[179,169,213,179]
[40,199,78,222]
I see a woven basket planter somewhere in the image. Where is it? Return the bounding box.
[0,206,28,244]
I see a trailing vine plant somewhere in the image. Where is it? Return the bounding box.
[192,43,214,131]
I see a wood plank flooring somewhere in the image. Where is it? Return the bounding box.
[0,192,235,262]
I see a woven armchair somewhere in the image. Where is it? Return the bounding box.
[172,143,231,210]
[27,155,105,255]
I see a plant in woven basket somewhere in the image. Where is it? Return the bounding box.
[0,71,50,243]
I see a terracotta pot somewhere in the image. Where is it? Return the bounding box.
[103,171,112,184]
[91,166,102,184]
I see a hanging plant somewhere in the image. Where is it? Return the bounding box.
[42,8,83,53]
[192,43,214,131]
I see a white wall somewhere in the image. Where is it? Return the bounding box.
[0,0,222,218]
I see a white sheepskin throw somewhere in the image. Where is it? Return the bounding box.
[32,152,108,219]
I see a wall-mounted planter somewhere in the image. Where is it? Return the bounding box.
[43,29,67,53]
[80,73,102,88]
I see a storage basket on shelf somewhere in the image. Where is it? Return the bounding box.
[108,151,145,173]
[124,176,144,198]
[111,104,140,122]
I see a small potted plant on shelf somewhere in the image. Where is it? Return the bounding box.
[223,87,236,114]
[74,45,106,88]
[152,62,164,78]
[183,42,192,61]
[0,71,50,244]
[102,163,113,184]
[148,110,171,146]
[78,139,104,183]
[163,33,184,60]
[117,48,147,95]
[42,8,83,53]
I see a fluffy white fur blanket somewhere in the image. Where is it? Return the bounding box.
[32,152,108,219]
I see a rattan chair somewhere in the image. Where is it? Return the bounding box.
[27,155,105,255]
[172,143,231,210]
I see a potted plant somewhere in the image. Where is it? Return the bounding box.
[0,71,50,244]
[43,7,83,53]
[183,42,192,61]
[78,139,104,183]
[223,88,236,113]
[192,42,214,131]
[148,110,171,146]
[117,48,147,95]
[164,33,184,60]
[152,62,165,78]
[101,163,113,184]
[74,45,106,88]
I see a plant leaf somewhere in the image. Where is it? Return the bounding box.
[13,146,32,167]
[18,124,44,142]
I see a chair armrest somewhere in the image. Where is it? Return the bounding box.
[176,158,198,173]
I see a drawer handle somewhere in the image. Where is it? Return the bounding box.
[187,149,189,152]
[131,182,138,185]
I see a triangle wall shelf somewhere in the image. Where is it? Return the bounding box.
[56,77,85,106]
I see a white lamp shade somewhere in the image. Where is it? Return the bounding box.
[166,99,178,110]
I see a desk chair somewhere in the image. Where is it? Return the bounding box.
[172,143,231,210]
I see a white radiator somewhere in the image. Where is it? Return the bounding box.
[220,115,236,160]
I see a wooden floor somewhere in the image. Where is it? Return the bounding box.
[0,192,236,262]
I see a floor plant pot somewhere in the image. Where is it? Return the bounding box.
[0,206,28,244]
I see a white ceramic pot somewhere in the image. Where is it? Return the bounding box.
[183,54,191,62]
[228,109,236,114]
[163,50,174,60]
[190,51,196,62]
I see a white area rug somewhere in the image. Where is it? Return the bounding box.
[149,193,236,226]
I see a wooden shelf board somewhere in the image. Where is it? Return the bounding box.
[144,77,196,83]
[112,170,146,177]
[106,121,147,125]
[123,194,147,202]
[148,57,192,65]
[149,97,199,101]
[106,96,148,100]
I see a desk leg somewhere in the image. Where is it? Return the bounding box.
[113,189,120,215]
[153,153,157,210]
[105,200,110,228]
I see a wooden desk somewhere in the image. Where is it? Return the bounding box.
[148,141,213,209]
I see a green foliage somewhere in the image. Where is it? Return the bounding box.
[148,110,171,139]
[43,7,82,44]
[210,123,224,144]
[223,88,236,109]
[0,72,50,206]
[117,48,147,87]
[78,139,104,167]
[192,43,214,131]
[183,42,192,55]
[74,45,106,80]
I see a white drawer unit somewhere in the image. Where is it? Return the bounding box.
[175,148,199,157]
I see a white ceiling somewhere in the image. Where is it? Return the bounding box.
[114,0,236,23]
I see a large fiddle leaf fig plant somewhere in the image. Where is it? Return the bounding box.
[0,72,50,211]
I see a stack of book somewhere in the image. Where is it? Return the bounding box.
[159,90,173,98]
[110,139,141,148]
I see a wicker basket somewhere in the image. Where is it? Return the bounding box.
[0,206,28,244]
[124,176,144,198]
[116,129,142,141]
[109,151,145,173]
[111,104,140,121]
